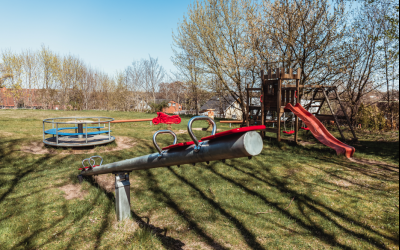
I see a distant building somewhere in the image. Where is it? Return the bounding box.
[0,87,44,109]
[200,96,243,120]
[132,99,151,111]
[155,99,183,114]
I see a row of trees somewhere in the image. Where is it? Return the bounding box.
[0,45,214,112]
[172,0,399,126]
[1,46,123,110]
[1,0,398,127]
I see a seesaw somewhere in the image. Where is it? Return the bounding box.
[78,116,266,220]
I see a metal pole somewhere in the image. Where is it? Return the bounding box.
[79,131,263,177]
[85,123,88,144]
[56,123,59,145]
[43,121,45,142]
[108,122,111,140]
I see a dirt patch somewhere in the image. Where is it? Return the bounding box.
[299,141,317,146]
[285,168,300,177]
[332,179,353,187]
[93,174,115,193]
[192,128,206,131]
[21,136,136,155]
[59,184,88,200]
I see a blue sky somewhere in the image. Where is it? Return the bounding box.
[0,0,193,76]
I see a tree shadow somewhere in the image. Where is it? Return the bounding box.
[134,168,228,250]
[165,167,266,250]
[219,157,398,249]
[83,173,187,250]
[1,133,398,249]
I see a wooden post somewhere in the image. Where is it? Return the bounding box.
[308,89,318,111]
[276,68,282,142]
[295,72,300,144]
[334,87,358,141]
[285,89,290,106]
[315,89,326,115]
[261,70,265,138]
[322,89,346,141]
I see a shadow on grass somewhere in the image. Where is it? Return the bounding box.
[1,133,398,249]
[166,167,265,250]
[290,130,399,165]
[352,140,399,164]
[223,156,398,249]
[83,174,186,250]
[0,138,101,249]
[283,139,399,185]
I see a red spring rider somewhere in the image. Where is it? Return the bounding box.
[152,112,182,125]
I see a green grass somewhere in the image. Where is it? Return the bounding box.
[0,109,399,250]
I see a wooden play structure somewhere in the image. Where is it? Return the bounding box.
[244,68,357,158]
[246,68,303,142]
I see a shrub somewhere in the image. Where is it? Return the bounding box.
[149,101,168,113]
[356,103,387,130]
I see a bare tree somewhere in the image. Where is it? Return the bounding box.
[376,0,399,129]
[172,0,259,118]
[38,45,59,109]
[0,63,12,88]
[1,50,24,108]
[22,49,38,108]
[126,60,147,111]
[142,56,166,104]
[335,1,390,122]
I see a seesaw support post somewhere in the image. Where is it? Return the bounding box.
[115,172,131,221]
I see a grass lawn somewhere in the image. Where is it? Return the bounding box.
[0,109,398,250]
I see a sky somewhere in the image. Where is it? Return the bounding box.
[0,0,193,77]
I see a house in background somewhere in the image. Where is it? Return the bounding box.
[132,99,151,112]
[155,99,183,114]
[0,87,43,109]
[200,96,243,120]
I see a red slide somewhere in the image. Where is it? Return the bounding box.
[285,103,355,158]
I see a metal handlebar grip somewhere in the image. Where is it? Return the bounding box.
[187,116,217,152]
[152,130,178,158]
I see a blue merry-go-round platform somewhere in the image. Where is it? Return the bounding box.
[43,117,115,147]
